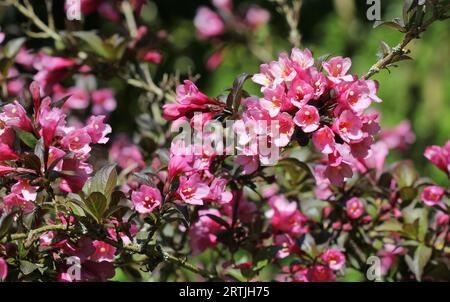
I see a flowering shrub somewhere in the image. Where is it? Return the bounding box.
[0,0,449,282]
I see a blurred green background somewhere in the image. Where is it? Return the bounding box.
[151,0,450,185]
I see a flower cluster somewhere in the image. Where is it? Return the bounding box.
[0,82,111,214]
[251,49,383,184]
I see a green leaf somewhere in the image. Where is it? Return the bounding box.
[399,187,418,202]
[12,126,38,148]
[20,260,40,275]
[86,164,117,204]
[72,31,113,59]
[405,244,432,281]
[84,192,108,222]
[0,211,18,240]
[393,161,418,189]
[375,219,403,232]
[4,37,26,59]
[226,73,251,113]
[276,158,314,189]
[253,246,280,272]
[67,201,86,217]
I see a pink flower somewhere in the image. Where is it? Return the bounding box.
[143,51,162,64]
[320,248,346,271]
[235,155,259,175]
[0,257,7,281]
[268,195,308,236]
[245,6,270,28]
[98,1,121,22]
[377,244,406,276]
[6,68,25,96]
[168,155,192,179]
[131,185,162,214]
[65,86,90,110]
[212,0,232,12]
[324,161,353,186]
[222,197,256,224]
[346,197,364,219]
[177,174,210,205]
[314,165,333,200]
[272,112,294,147]
[85,115,111,144]
[260,85,287,117]
[33,53,78,91]
[109,135,145,170]
[333,110,364,143]
[322,56,353,83]
[89,241,117,262]
[3,192,35,214]
[91,89,117,115]
[312,126,335,154]
[380,121,416,151]
[60,128,92,157]
[287,75,315,107]
[274,234,297,258]
[0,143,19,161]
[339,79,381,114]
[189,209,225,256]
[38,98,66,148]
[163,80,220,121]
[310,265,336,282]
[294,104,320,133]
[206,178,233,204]
[363,141,389,179]
[206,51,224,71]
[11,180,38,202]
[421,186,446,207]
[59,159,91,193]
[0,101,33,132]
[290,48,314,70]
[424,141,450,176]
[194,7,225,39]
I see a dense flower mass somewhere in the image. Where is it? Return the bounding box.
[0,0,449,283]
[250,48,382,185]
[0,82,111,196]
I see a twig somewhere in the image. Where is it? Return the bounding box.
[273,0,303,48]
[364,3,450,79]
[4,0,62,42]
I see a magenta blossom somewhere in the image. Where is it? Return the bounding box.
[346,197,364,219]
[194,7,225,39]
[177,174,210,205]
[312,126,336,154]
[91,89,117,115]
[421,186,446,207]
[424,141,450,176]
[320,248,346,271]
[333,110,364,143]
[85,115,111,144]
[294,104,320,133]
[245,6,270,28]
[0,101,33,132]
[89,241,117,262]
[189,209,225,256]
[0,257,7,281]
[131,185,162,214]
